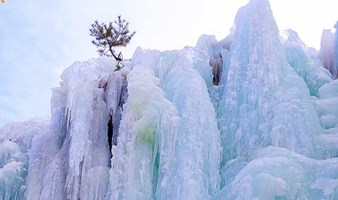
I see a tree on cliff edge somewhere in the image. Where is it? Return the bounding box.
[90,16,135,71]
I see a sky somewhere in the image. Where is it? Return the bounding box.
[0,0,337,126]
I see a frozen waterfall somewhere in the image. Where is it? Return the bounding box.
[1,0,338,199]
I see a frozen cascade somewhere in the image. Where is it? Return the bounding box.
[319,30,336,78]
[105,71,128,146]
[109,45,221,199]
[336,22,338,77]
[219,0,321,163]
[215,0,338,199]
[26,57,128,200]
[281,29,331,96]
[1,0,338,199]
[0,119,49,200]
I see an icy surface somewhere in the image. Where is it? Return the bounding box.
[26,57,122,200]
[335,22,338,77]
[0,118,48,200]
[282,29,332,96]
[109,45,221,199]
[219,0,322,163]
[1,0,338,199]
[215,0,338,199]
[215,147,338,199]
[319,29,336,78]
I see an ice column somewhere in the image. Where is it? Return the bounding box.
[27,58,117,200]
[319,30,336,78]
[335,21,338,76]
[220,0,319,163]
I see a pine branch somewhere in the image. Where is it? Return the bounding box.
[89,15,136,69]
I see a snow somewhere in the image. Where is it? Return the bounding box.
[1,0,338,199]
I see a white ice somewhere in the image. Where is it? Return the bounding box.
[1,0,338,199]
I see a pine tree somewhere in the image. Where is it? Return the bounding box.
[90,16,135,70]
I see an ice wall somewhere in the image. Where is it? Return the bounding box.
[0,118,48,200]
[215,0,338,199]
[1,0,338,199]
[335,22,338,76]
[109,44,221,199]
[26,57,128,200]
[281,29,331,96]
[219,0,321,163]
[319,29,337,78]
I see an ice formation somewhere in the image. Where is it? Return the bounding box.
[0,118,49,200]
[1,0,338,199]
[319,30,336,78]
[335,22,338,77]
[319,21,338,79]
